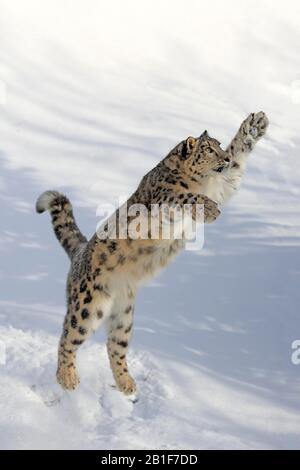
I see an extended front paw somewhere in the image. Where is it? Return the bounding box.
[240,111,269,148]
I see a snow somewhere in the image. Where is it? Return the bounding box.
[0,0,300,450]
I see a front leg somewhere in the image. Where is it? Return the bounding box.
[227,111,269,160]
[158,192,220,224]
[221,111,269,203]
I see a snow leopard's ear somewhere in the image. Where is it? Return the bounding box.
[186,136,196,151]
[181,136,196,160]
[199,130,210,140]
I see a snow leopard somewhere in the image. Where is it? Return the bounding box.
[36,111,268,395]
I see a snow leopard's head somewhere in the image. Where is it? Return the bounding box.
[179,131,231,177]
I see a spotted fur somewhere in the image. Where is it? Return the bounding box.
[37,111,268,395]
[36,190,87,259]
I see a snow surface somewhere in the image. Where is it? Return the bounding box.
[0,0,300,450]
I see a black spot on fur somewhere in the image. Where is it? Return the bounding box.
[124,306,132,314]
[99,252,108,263]
[97,310,103,319]
[51,209,60,216]
[92,268,101,280]
[78,326,87,335]
[117,340,128,348]
[125,324,132,334]
[54,224,63,233]
[81,308,89,320]
[71,315,77,328]
[80,280,87,293]
[83,290,92,304]
[165,176,177,185]
[72,339,84,346]
[108,241,118,253]
[180,181,189,189]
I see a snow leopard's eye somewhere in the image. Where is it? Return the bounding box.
[207,148,214,154]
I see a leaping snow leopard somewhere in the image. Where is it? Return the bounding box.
[36,111,269,395]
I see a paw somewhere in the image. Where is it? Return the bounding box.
[56,364,80,391]
[240,111,269,146]
[116,374,137,396]
[204,199,221,224]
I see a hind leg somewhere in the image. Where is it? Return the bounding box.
[106,299,136,395]
[57,295,112,390]
[57,333,81,391]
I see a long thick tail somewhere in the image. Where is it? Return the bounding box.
[36,190,87,260]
